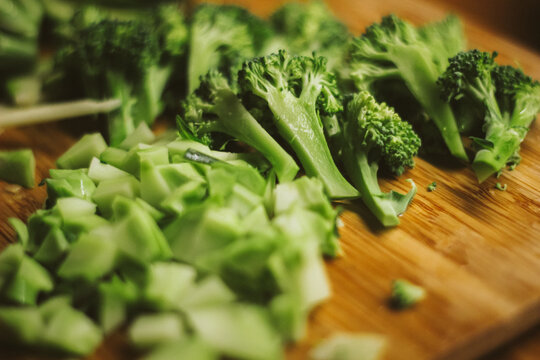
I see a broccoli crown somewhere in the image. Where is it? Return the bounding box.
[190,4,272,60]
[270,0,349,55]
[354,14,417,56]
[58,19,159,86]
[188,3,273,91]
[437,50,497,103]
[492,65,540,115]
[348,15,420,89]
[239,50,342,115]
[153,4,188,58]
[343,91,420,176]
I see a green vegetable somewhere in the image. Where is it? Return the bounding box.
[189,303,283,360]
[54,7,185,145]
[128,313,184,348]
[269,0,350,70]
[1,254,53,305]
[56,133,107,169]
[187,3,272,92]
[309,333,387,360]
[349,15,467,161]
[495,182,507,191]
[239,50,358,199]
[0,149,35,188]
[40,301,103,356]
[180,69,299,182]
[427,182,437,192]
[337,92,420,226]
[438,50,540,181]
[390,279,426,309]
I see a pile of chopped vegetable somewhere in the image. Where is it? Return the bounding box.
[1,0,539,359]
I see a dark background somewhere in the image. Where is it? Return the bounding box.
[433,0,540,51]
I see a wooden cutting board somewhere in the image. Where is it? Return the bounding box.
[1,0,540,359]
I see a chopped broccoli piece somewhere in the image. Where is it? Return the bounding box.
[239,50,358,199]
[338,92,420,226]
[390,279,426,309]
[0,149,35,188]
[495,182,507,191]
[438,50,540,181]
[349,15,468,161]
[56,133,107,170]
[310,333,387,360]
[180,69,299,182]
[128,313,184,349]
[427,181,437,192]
[188,303,283,360]
[187,3,273,93]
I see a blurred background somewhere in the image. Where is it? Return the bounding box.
[200,0,540,51]
[431,0,540,51]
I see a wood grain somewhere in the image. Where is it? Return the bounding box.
[1,0,540,359]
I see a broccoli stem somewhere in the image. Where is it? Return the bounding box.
[0,99,121,128]
[135,66,172,125]
[342,149,403,226]
[187,32,221,93]
[472,126,525,182]
[389,44,468,161]
[107,74,137,146]
[212,89,299,182]
[266,90,358,198]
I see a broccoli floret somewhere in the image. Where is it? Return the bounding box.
[427,181,436,192]
[339,92,420,226]
[269,0,350,70]
[348,14,468,161]
[187,4,273,93]
[179,70,299,182]
[239,50,358,199]
[438,50,540,182]
[54,5,188,145]
[390,279,426,309]
[55,18,161,145]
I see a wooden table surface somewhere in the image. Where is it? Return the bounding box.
[1,0,540,359]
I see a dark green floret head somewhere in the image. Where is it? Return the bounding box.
[492,64,540,114]
[344,91,421,176]
[437,50,497,102]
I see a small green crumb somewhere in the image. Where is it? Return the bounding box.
[390,279,425,309]
[427,182,436,192]
[495,182,507,191]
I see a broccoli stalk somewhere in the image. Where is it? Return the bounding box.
[438,50,540,181]
[180,70,299,182]
[187,4,272,93]
[239,50,358,199]
[349,15,468,161]
[339,92,420,226]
